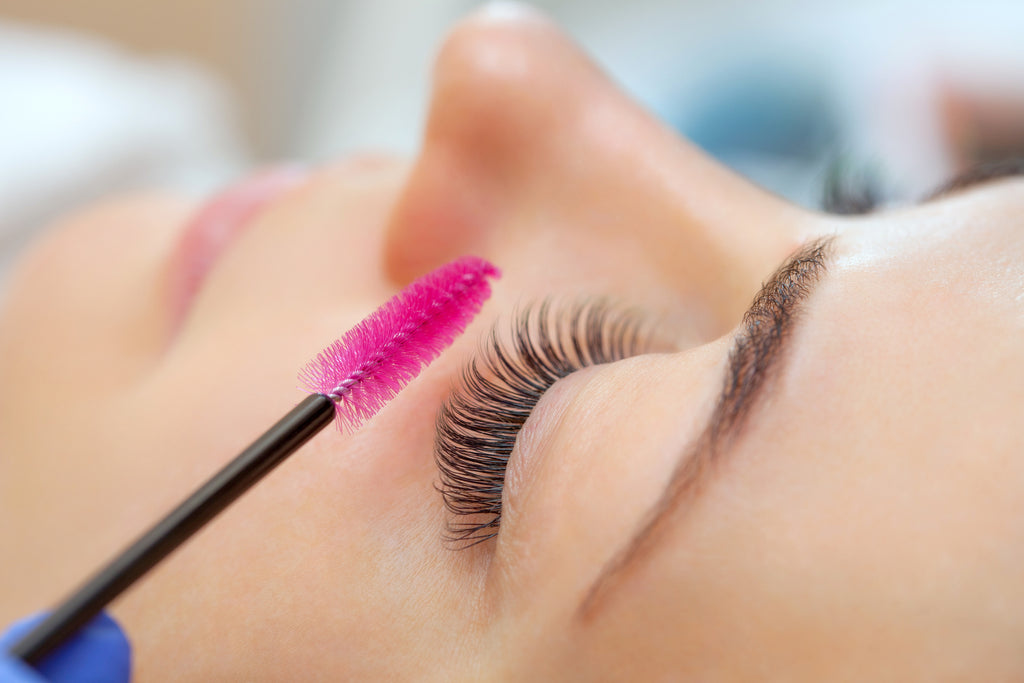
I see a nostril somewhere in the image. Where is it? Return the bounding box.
[382,145,496,283]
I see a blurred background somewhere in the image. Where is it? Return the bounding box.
[0,0,1022,280]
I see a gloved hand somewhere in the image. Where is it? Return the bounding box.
[0,612,130,683]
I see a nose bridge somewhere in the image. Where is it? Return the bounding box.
[545,100,814,322]
[384,10,816,328]
[651,150,816,323]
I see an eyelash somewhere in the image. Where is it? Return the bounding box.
[821,158,883,215]
[434,300,650,547]
[821,156,1024,214]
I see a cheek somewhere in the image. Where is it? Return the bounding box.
[576,437,1009,680]
[0,194,189,398]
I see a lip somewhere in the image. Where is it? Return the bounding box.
[167,165,309,331]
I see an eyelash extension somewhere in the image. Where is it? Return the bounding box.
[434,300,650,548]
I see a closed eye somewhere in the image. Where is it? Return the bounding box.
[580,236,836,617]
[434,299,655,548]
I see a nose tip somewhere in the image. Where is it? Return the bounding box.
[383,10,591,282]
[384,10,821,329]
[423,5,601,178]
[470,1,551,26]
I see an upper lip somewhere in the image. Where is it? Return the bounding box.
[166,165,308,333]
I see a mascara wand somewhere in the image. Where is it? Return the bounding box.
[8,255,500,666]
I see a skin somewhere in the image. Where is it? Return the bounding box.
[2,6,1023,680]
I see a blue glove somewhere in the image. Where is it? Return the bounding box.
[0,612,130,683]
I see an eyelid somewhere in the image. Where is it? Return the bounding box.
[494,349,723,619]
[434,299,657,547]
[575,240,838,616]
[503,365,596,515]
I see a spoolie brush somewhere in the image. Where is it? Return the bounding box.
[300,256,501,431]
[9,255,500,667]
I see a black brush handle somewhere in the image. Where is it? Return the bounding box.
[8,393,335,666]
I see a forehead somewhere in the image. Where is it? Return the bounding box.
[831,182,1024,306]
[776,189,1024,449]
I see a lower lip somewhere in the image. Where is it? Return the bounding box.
[168,165,309,330]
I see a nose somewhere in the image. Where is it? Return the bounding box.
[384,7,819,332]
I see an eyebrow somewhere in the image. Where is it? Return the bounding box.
[577,236,836,618]
[573,159,1024,618]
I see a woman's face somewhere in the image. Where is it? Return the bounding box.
[3,7,1024,680]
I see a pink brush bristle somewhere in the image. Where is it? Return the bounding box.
[298,256,501,431]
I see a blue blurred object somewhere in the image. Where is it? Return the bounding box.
[679,60,838,161]
[0,612,130,683]
[667,58,842,207]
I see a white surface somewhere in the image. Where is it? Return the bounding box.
[295,0,1024,194]
[0,21,246,280]
[295,0,476,158]
[3,0,1024,281]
